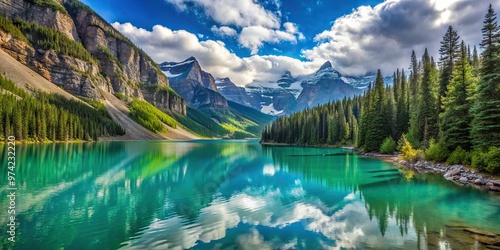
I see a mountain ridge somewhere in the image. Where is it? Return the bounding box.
[230,62,367,115]
[159,57,228,112]
[0,0,272,140]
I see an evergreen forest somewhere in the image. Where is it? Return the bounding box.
[0,74,124,141]
[262,5,500,174]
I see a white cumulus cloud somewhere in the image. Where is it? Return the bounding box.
[112,22,320,86]
[238,25,300,55]
[164,0,304,54]
[165,0,280,28]
[301,0,500,76]
[211,25,237,37]
[114,0,499,85]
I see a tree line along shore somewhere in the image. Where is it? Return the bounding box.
[262,4,500,176]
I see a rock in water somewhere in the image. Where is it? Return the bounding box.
[449,168,461,176]
[459,177,468,184]
[473,178,485,185]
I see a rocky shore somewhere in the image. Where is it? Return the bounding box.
[361,152,500,193]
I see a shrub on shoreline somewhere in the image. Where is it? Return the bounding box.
[446,146,471,165]
[425,138,449,163]
[380,137,397,154]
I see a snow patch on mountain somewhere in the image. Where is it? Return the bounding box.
[302,61,342,85]
[261,103,284,116]
[163,71,184,78]
[162,59,195,68]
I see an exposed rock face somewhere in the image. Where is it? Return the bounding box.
[215,77,256,109]
[67,6,168,90]
[0,0,186,113]
[142,89,186,115]
[244,71,301,115]
[192,85,227,111]
[0,29,104,98]
[160,57,228,112]
[294,61,362,112]
[0,0,80,41]
[242,68,393,115]
[277,70,294,88]
[341,72,394,90]
[160,57,217,91]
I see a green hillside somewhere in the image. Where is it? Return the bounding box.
[172,106,229,138]
[0,75,124,141]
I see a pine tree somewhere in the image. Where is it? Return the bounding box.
[393,70,399,104]
[471,4,500,148]
[13,107,23,140]
[4,113,11,138]
[472,45,480,71]
[441,41,477,150]
[0,110,4,139]
[351,114,359,145]
[467,45,472,62]
[396,69,409,139]
[364,70,390,151]
[409,50,420,111]
[415,49,439,148]
[438,26,461,112]
[385,86,396,139]
[358,84,372,148]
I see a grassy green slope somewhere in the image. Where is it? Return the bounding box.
[174,103,275,139]
[215,101,275,138]
[172,106,229,138]
[228,101,275,125]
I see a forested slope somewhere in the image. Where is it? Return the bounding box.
[262,5,500,174]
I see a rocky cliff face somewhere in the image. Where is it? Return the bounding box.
[215,77,256,109]
[277,70,294,88]
[160,57,217,91]
[0,0,186,114]
[244,71,301,115]
[0,28,105,98]
[142,88,186,114]
[294,61,362,111]
[66,2,169,93]
[0,0,80,41]
[159,57,228,112]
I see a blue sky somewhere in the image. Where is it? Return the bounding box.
[81,0,499,86]
[82,0,382,58]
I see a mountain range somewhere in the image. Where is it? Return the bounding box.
[0,0,272,140]
[0,0,390,141]
[160,55,392,117]
[214,61,391,116]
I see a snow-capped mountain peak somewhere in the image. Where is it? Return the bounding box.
[302,61,342,85]
[158,57,198,79]
[318,61,333,70]
[316,61,341,77]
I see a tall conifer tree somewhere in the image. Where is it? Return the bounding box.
[471,5,500,148]
[441,41,477,150]
[438,26,461,112]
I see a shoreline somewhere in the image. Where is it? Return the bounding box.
[261,141,500,193]
[260,141,354,149]
[359,151,500,193]
[1,137,263,145]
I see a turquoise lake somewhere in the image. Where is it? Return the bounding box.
[1,140,499,249]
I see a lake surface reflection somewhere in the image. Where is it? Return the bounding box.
[1,140,499,249]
